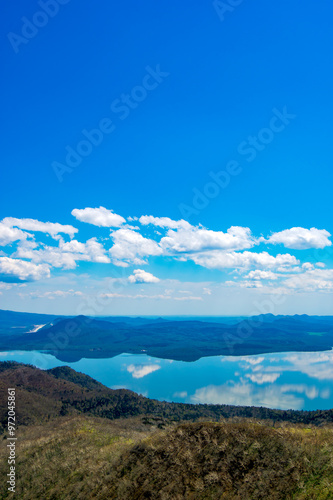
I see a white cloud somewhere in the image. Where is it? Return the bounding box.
[246,270,278,280]
[128,269,160,284]
[16,244,77,270]
[100,292,171,300]
[302,262,314,271]
[0,257,50,281]
[160,226,257,254]
[226,266,333,294]
[22,289,84,300]
[189,250,299,271]
[71,206,125,227]
[174,296,202,301]
[173,391,188,398]
[2,217,77,239]
[100,292,202,301]
[59,237,110,264]
[108,224,264,270]
[139,215,191,230]
[0,282,12,290]
[2,210,332,298]
[284,268,333,292]
[226,279,264,289]
[15,237,110,270]
[127,363,161,378]
[109,229,163,267]
[0,223,29,246]
[267,227,332,250]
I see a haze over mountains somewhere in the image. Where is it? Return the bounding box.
[1,309,333,362]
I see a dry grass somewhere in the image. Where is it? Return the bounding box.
[1,418,333,499]
[0,415,163,499]
[105,421,333,499]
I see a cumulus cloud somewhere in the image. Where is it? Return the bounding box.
[160,226,257,254]
[189,250,299,271]
[59,237,110,264]
[283,268,333,292]
[139,215,191,230]
[225,279,264,289]
[246,270,278,280]
[2,217,77,239]
[267,227,332,250]
[173,391,188,398]
[0,257,50,281]
[109,229,163,267]
[15,237,110,270]
[228,267,333,293]
[2,209,332,293]
[128,269,160,284]
[0,223,29,246]
[71,207,125,227]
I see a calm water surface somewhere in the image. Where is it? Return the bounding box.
[2,350,333,411]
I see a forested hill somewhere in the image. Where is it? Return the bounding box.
[1,310,333,362]
[1,361,333,434]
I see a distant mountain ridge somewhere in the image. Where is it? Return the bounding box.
[0,309,333,362]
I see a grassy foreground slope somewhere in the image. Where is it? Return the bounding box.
[1,415,333,499]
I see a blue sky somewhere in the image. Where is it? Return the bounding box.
[1,0,333,315]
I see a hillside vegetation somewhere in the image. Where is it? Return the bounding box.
[1,362,333,433]
[1,362,333,499]
[1,415,333,499]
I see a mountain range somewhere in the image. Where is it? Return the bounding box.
[0,309,333,362]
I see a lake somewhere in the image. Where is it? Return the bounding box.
[2,349,333,411]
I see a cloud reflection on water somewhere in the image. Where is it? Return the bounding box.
[190,381,321,410]
[127,363,161,379]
